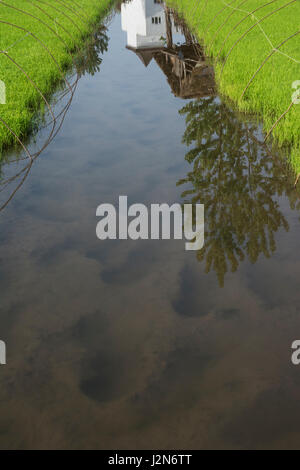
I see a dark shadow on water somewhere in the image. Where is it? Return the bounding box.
[172,263,215,317]
[80,349,126,403]
[131,345,215,428]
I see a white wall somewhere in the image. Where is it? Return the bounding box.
[121,0,167,49]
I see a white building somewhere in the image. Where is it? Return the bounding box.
[121,0,167,50]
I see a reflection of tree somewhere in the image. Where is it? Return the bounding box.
[178,97,291,287]
[75,27,109,77]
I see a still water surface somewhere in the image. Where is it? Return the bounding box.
[1,6,300,449]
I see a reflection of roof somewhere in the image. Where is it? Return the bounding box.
[153,45,216,99]
[126,44,216,99]
[135,50,153,67]
[126,46,162,67]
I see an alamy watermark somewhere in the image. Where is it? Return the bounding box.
[96,196,204,251]
[0,340,6,365]
[292,80,300,104]
[0,80,6,104]
[291,340,300,365]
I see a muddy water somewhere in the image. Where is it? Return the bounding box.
[0,6,300,450]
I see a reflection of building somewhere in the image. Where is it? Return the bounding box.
[121,0,215,99]
[121,0,170,51]
[154,46,215,99]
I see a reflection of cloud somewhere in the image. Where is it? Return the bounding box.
[131,345,216,424]
[101,241,161,284]
[223,385,300,449]
[172,263,215,317]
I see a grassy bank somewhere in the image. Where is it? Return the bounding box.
[168,0,300,173]
[0,0,114,153]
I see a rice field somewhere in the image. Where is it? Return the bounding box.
[0,0,113,154]
[168,0,300,173]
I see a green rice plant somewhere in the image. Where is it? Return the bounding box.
[0,0,114,154]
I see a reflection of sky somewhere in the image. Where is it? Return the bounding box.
[54,16,189,204]
[1,12,300,450]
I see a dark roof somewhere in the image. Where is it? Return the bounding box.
[126,46,163,67]
[135,50,153,67]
